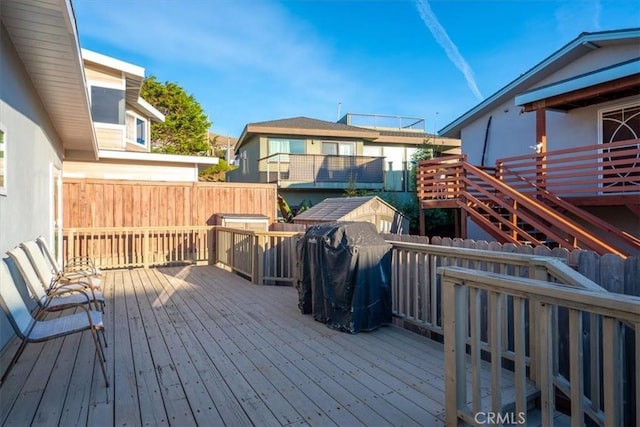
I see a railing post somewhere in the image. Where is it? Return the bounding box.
[538,302,554,426]
[602,317,623,426]
[66,228,74,267]
[443,275,467,426]
[254,234,265,285]
[143,228,150,268]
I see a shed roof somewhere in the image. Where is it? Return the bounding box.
[294,196,401,222]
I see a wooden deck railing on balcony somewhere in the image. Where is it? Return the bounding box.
[259,153,384,185]
[215,227,301,285]
[496,138,640,198]
[63,226,214,269]
[440,266,640,427]
[416,149,639,256]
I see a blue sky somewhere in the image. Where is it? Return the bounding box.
[74,0,640,137]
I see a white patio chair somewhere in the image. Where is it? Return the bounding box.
[8,247,105,313]
[0,261,108,386]
[21,240,103,306]
[34,236,102,289]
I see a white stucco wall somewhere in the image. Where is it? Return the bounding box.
[462,43,640,166]
[0,24,64,348]
[457,40,640,242]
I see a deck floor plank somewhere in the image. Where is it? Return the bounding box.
[128,271,196,427]
[138,268,225,427]
[149,269,255,426]
[184,266,434,426]
[111,269,143,427]
[174,266,369,427]
[1,265,535,426]
[30,316,83,427]
[147,268,282,427]
[174,271,361,427]
[156,269,299,426]
[86,269,116,427]
[125,269,170,427]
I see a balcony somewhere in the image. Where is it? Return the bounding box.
[259,153,384,189]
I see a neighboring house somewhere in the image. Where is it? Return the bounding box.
[0,0,101,347]
[209,132,238,164]
[427,28,639,253]
[227,114,460,208]
[63,50,218,182]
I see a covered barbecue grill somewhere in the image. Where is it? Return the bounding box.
[296,221,392,333]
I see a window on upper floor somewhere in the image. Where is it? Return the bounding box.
[268,138,304,162]
[268,138,305,155]
[322,141,355,156]
[0,126,6,195]
[126,112,147,146]
[90,86,125,125]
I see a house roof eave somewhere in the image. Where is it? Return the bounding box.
[440,28,640,138]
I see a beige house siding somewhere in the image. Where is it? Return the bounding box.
[95,127,125,149]
[85,62,123,86]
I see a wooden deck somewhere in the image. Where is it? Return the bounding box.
[1,265,523,426]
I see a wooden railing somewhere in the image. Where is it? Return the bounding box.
[259,153,384,186]
[215,227,301,285]
[496,138,640,197]
[440,266,640,427]
[63,226,214,269]
[389,240,602,332]
[416,154,636,256]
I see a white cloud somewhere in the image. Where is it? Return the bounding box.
[414,0,483,101]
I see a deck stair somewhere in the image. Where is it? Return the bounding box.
[417,149,640,257]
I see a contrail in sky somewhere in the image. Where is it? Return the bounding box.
[415,0,483,101]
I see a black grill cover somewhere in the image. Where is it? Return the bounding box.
[296,222,392,333]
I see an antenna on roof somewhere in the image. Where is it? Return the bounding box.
[337,102,342,122]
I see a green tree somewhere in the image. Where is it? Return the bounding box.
[376,140,451,234]
[141,76,211,155]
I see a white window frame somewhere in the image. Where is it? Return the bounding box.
[125,110,149,149]
[597,100,640,193]
[267,138,305,162]
[321,140,355,156]
[0,124,6,196]
[88,80,127,146]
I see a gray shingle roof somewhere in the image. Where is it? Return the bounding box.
[248,117,378,134]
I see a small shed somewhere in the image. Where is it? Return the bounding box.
[293,196,408,234]
[213,214,269,232]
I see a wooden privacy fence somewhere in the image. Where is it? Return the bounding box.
[440,266,640,427]
[63,179,278,227]
[215,227,301,285]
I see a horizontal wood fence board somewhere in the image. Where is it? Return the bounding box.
[63,179,278,228]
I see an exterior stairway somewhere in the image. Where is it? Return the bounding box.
[416,140,640,257]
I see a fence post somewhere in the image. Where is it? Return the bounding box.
[254,234,264,285]
[66,229,74,267]
[143,228,150,269]
[443,274,467,426]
